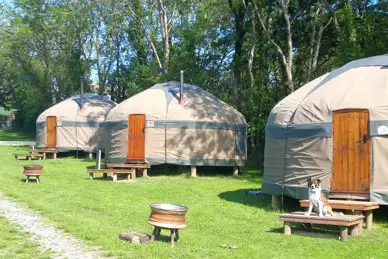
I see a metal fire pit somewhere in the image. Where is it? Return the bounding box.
[23,165,43,184]
[148,203,188,246]
[148,203,188,229]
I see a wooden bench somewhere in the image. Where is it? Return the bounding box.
[300,199,379,229]
[86,169,136,181]
[13,153,44,160]
[280,212,364,241]
[28,149,57,159]
[107,163,150,177]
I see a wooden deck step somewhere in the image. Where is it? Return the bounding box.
[13,153,44,160]
[280,212,364,226]
[86,169,136,181]
[280,211,364,241]
[28,149,57,159]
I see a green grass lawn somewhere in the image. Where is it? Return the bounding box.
[0,130,34,141]
[0,216,50,258]
[0,146,388,258]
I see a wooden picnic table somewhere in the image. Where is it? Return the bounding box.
[299,199,379,229]
[280,212,364,241]
[28,149,57,159]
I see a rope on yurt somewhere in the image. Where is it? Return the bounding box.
[75,106,79,159]
[281,124,289,212]
[164,83,168,174]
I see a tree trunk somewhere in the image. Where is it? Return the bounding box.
[252,0,294,94]
[158,0,170,76]
[115,34,120,101]
[280,0,294,93]
[247,3,256,89]
[228,0,248,109]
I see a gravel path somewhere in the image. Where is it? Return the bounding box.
[0,195,103,258]
[0,141,35,146]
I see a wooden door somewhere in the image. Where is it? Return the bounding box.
[126,114,145,162]
[46,116,57,148]
[332,109,370,193]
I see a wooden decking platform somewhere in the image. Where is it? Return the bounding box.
[280,212,364,241]
[300,199,379,229]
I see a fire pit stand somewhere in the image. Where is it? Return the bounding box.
[150,226,181,246]
[148,203,188,247]
[23,165,43,184]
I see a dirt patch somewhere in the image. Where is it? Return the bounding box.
[0,194,103,258]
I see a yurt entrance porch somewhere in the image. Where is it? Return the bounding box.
[331,109,370,200]
[46,116,57,148]
[126,114,146,163]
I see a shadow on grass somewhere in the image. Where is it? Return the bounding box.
[218,189,301,212]
[218,189,272,211]
[20,178,40,184]
[147,165,263,182]
[57,150,100,161]
[85,176,111,181]
[267,226,339,240]
[374,205,388,225]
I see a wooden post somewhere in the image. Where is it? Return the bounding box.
[96,150,101,169]
[143,169,148,177]
[150,227,158,242]
[284,222,291,235]
[349,225,358,237]
[89,173,93,180]
[340,227,348,241]
[365,211,373,230]
[25,176,29,184]
[88,152,93,160]
[175,229,179,241]
[43,153,46,160]
[53,153,57,159]
[191,166,197,177]
[170,229,175,247]
[112,174,117,182]
[233,166,239,177]
[271,195,281,210]
[36,176,40,184]
[358,221,364,234]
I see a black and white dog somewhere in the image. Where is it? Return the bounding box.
[305,178,334,217]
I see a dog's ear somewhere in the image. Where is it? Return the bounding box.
[317,179,321,184]
[307,178,312,186]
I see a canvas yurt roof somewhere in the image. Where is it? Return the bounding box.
[263,54,388,204]
[36,93,116,152]
[105,81,247,166]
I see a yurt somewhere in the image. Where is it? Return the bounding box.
[263,54,388,204]
[104,81,247,170]
[36,93,116,152]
